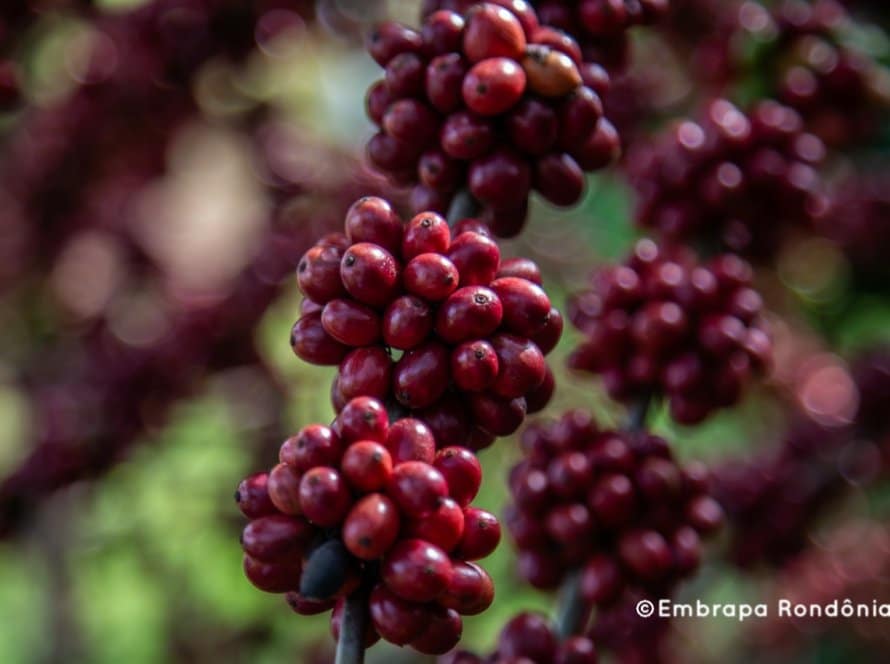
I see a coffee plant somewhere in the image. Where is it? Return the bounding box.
[1,0,889,663]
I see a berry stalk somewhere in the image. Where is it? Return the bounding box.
[335,589,368,664]
[555,569,587,638]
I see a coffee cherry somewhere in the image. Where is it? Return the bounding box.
[436,286,504,343]
[235,472,277,519]
[410,605,463,655]
[298,467,352,527]
[491,277,552,336]
[556,636,599,664]
[498,612,557,662]
[405,496,466,551]
[243,554,302,593]
[340,243,400,308]
[463,57,527,115]
[369,584,430,644]
[342,493,401,560]
[388,461,449,517]
[241,515,312,563]
[434,447,483,506]
[447,232,502,285]
[490,333,546,398]
[439,560,494,615]
[285,424,341,472]
[321,299,382,347]
[469,392,527,435]
[383,538,453,601]
[383,295,434,350]
[367,21,422,66]
[341,441,393,492]
[580,553,623,605]
[290,313,349,365]
[344,196,404,255]
[457,507,501,559]
[267,463,303,515]
[508,98,560,156]
[298,243,347,304]
[464,3,527,62]
[441,110,496,159]
[385,418,437,464]
[393,342,451,408]
[617,529,673,581]
[422,10,466,56]
[403,212,451,259]
[522,44,581,97]
[469,148,532,209]
[335,397,389,443]
[404,253,460,301]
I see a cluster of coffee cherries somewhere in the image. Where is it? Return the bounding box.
[504,410,724,602]
[441,612,598,663]
[532,0,670,71]
[291,197,562,448]
[627,98,826,259]
[568,239,772,424]
[764,0,890,147]
[236,396,500,655]
[366,1,619,236]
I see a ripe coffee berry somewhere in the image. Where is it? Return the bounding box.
[568,238,772,423]
[292,199,562,446]
[236,398,499,655]
[505,410,722,603]
[366,3,619,236]
[626,98,827,258]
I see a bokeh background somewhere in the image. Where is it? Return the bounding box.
[1,0,889,662]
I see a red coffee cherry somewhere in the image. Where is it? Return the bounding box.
[298,467,352,527]
[341,441,393,492]
[382,538,454,602]
[456,507,501,559]
[342,493,401,560]
[387,461,450,517]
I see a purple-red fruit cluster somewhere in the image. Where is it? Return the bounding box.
[532,0,670,71]
[765,0,890,147]
[291,197,562,447]
[237,396,499,655]
[366,2,619,236]
[440,612,598,663]
[627,98,826,258]
[568,239,771,424]
[505,410,723,602]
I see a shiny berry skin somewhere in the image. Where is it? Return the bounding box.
[369,584,430,645]
[462,58,527,116]
[267,463,303,515]
[457,507,501,559]
[463,3,527,63]
[469,392,527,436]
[243,554,301,593]
[341,441,393,492]
[451,339,500,391]
[387,461,449,517]
[337,347,393,401]
[491,277,552,336]
[386,51,426,98]
[447,231,501,286]
[241,515,312,563]
[382,538,453,602]
[404,253,460,301]
[383,98,440,145]
[298,467,352,527]
[422,10,465,56]
[522,44,582,97]
[344,196,404,255]
[434,447,482,507]
[393,342,450,408]
[439,560,494,615]
[340,242,400,308]
[235,472,277,519]
[490,333,546,398]
[535,152,585,206]
[403,212,451,259]
[321,299,382,347]
[284,424,341,472]
[335,397,389,443]
[290,313,349,365]
[297,243,346,304]
[405,496,466,551]
[342,493,401,560]
[410,605,463,655]
[383,295,434,350]
[385,418,437,464]
[435,286,504,344]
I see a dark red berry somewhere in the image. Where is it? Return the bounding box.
[434,446,483,507]
[341,441,393,492]
[387,461,449,517]
[383,295,434,350]
[235,472,277,519]
[385,418,437,464]
[298,467,352,527]
[456,507,501,559]
[342,493,401,560]
[382,538,453,602]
